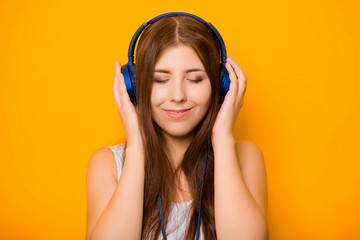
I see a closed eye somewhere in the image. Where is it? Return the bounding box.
[153,79,169,84]
[153,78,203,84]
[188,78,203,83]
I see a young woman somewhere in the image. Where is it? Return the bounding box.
[86,13,268,240]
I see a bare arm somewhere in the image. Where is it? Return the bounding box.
[212,56,268,239]
[213,137,268,239]
[86,61,145,239]
[86,144,145,240]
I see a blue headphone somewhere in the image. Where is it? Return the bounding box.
[121,11,230,103]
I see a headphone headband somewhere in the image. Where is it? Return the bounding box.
[121,11,231,103]
[127,12,227,66]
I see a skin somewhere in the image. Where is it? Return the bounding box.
[151,45,212,172]
[211,54,268,239]
[85,44,268,239]
[150,45,213,202]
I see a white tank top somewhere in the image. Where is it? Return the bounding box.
[108,143,205,240]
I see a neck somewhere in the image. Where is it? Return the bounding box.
[163,133,194,171]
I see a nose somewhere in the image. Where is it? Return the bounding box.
[169,78,187,103]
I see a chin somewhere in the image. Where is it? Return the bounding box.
[161,126,195,139]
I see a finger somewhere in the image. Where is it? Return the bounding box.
[113,62,121,108]
[227,57,247,96]
[227,58,246,111]
[116,61,134,110]
[228,56,247,80]
[225,61,238,100]
[116,62,127,96]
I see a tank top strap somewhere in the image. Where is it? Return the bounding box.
[108,143,126,182]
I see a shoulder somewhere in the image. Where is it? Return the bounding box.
[235,140,268,219]
[235,140,264,165]
[85,147,118,238]
[86,147,118,183]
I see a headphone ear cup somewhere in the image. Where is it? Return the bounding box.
[121,64,137,103]
[220,65,230,100]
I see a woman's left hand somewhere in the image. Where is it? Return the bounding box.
[212,56,247,139]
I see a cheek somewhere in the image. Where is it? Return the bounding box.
[188,83,212,105]
[150,86,166,106]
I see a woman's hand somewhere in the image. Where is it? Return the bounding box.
[112,61,142,147]
[212,56,247,140]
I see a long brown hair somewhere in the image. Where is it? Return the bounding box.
[134,15,222,239]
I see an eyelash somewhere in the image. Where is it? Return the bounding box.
[190,78,203,83]
[153,78,203,84]
[153,79,168,84]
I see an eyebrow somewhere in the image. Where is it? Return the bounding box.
[154,68,206,74]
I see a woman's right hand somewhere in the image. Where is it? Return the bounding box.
[112,61,142,147]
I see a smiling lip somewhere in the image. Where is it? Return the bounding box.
[163,108,192,119]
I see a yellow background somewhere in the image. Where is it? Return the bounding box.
[1,0,359,239]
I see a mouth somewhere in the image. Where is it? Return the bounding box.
[163,108,192,119]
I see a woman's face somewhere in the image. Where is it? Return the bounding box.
[151,44,212,139]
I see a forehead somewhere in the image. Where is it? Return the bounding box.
[154,45,205,72]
